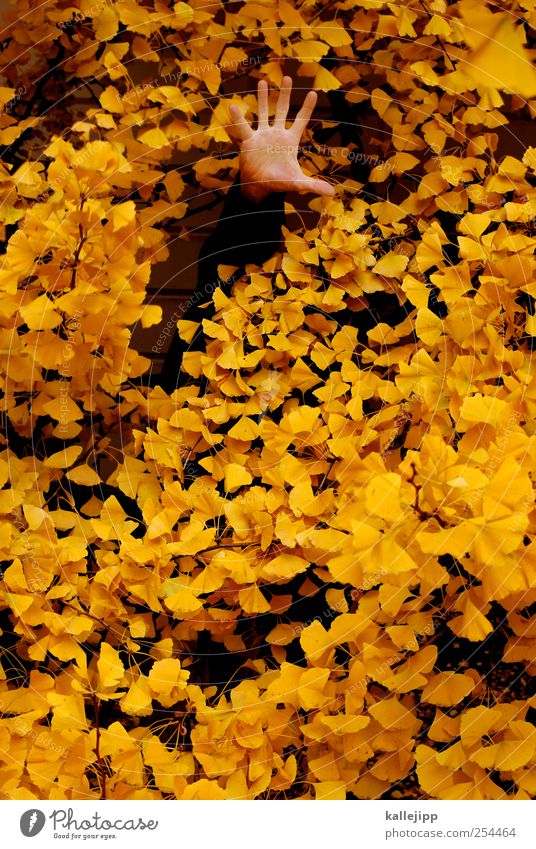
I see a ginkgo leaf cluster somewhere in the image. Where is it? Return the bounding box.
[0,0,534,802]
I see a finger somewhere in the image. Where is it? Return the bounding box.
[292,176,336,197]
[228,104,254,141]
[290,90,317,141]
[257,79,269,129]
[273,75,292,129]
[307,177,336,197]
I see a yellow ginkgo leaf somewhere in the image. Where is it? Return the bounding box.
[293,40,329,63]
[314,781,347,800]
[20,295,62,331]
[267,624,299,646]
[66,465,102,486]
[43,396,84,424]
[110,201,136,231]
[472,740,535,772]
[261,553,309,579]
[0,86,15,109]
[227,417,260,441]
[138,127,170,148]
[50,693,88,732]
[388,152,420,174]
[300,620,333,662]
[148,658,189,698]
[313,65,342,91]
[297,667,331,710]
[99,85,125,114]
[177,319,200,343]
[317,19,352,47]
[223,463,252,492]
[97,643,125,691]
[319,714,370,734]
[459,394,509,429]
[22,504,48,530]
[164,587,203,614]
[448,593,493,641]
[238,585,270,614]
[140,304,162,328]
[94,6,119,40]
[365,473,404,522]
[120,676,153,717]
[460,2,536,97]
[5,592,34,617]
[374,252,409,278]
[382,646,438,693]
[44,446,83,468]
[416,307,443,345]
[368,697,417,730]
[526,313,536,337]
[421,672,475,706]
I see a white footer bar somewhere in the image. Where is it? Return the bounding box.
[4,800,534,849]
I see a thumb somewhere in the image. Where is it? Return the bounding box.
[303,177,336,197]
[227,104,253,142]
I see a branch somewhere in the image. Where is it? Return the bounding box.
[91,693,107,800]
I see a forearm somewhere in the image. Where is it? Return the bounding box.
[196,172,286,286]
[158,174,286,392]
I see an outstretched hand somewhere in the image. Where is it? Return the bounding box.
[228,76,335,203]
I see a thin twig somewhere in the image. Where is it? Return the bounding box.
[91,693,107,800]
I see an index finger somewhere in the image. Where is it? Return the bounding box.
[289,89,317,141]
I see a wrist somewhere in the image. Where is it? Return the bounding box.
[238,180,272,204]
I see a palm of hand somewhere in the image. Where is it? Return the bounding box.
[240,127,306,193]
[228,76,334,201]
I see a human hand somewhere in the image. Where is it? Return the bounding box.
[228,76,335,203]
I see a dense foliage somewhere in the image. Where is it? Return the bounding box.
[0,0,535,800]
